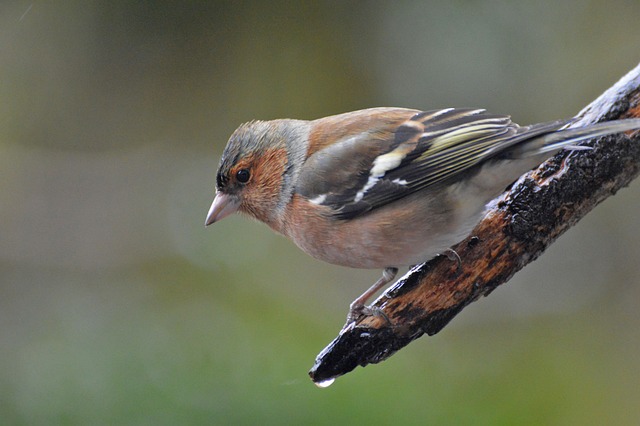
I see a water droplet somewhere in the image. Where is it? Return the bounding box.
[314,378,335,388]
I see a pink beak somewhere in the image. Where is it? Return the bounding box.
[205,192,240,226]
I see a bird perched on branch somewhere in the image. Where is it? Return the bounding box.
[205,107,640,324]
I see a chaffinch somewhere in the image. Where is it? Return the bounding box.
[205,107,640,324]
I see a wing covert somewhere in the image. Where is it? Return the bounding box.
[296,107,565,220]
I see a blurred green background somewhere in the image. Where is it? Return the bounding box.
[2,1,640,424]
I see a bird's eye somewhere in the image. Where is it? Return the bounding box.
[235,168,251,184]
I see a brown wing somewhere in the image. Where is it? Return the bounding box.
[296,107,566,219]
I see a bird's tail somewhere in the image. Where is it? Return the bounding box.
[514,118,640,158]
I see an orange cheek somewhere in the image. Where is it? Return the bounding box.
[240,147,288,226]
[253,147,287,191]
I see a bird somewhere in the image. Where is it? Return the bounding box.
[205,107,640,324]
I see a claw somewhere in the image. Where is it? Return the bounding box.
[443,248,462,276]
[344,303,392,329]
[344,267,398,328]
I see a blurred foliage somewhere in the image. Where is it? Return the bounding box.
[1,1,640,424]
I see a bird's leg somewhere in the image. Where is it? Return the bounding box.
[345,267,398,326]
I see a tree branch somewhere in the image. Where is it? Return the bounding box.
[309,63,640,385]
